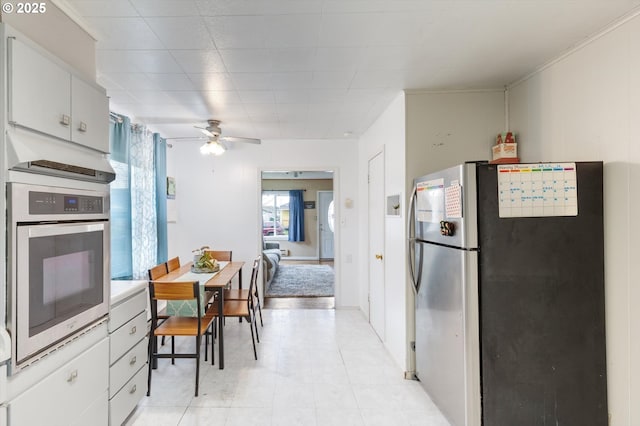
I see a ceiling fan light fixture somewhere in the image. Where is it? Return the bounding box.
[200,140,226,156]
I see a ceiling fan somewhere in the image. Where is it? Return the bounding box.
[167,120,261,156]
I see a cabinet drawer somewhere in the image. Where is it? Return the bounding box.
[110,337,148,398]
[110,366,147,426]
[9,338,108,426]
[111,312,147,362]
[110,290,146,332]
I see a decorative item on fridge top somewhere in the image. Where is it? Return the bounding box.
[490,131,519,164]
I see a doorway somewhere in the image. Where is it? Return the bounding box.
[260,170,335,307]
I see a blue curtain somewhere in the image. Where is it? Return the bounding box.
[154,133,168,264]
[109,114,163,279]
[109,115,133,279]
[289,190,305,242]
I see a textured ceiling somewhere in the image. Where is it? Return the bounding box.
[65,0,640,142]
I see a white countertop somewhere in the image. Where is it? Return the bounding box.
[110,280,147,306]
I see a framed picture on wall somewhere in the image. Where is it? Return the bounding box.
[167,177,176,199]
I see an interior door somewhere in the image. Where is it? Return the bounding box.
[318,191,334,259]
[368,152,385,340]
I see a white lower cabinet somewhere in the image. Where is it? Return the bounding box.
[109,285,147,425]
[72,391,109,426]
[109,367,147,426]
[8,338,109,426]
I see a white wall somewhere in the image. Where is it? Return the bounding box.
[508,12,640,425]
[167,138,359,308]
[358,92,408,370]
[405,90,506,183]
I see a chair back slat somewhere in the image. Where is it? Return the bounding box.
[167,256,181,272]
[205,250,232,262]
[247,256,261,301]
[150,281,199,301]
[148,263,168,280]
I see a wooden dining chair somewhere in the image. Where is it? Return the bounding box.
[204,250,232,262]
[212,256,261,360]
[148,263,170,349]
[147,281,217,397]
[223,268,263,328]
[166,256,180,272]
[148,263,168,280]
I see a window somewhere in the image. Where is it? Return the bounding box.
[262,191,290,238]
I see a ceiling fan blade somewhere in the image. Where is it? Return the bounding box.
[196,127,215,137]
[220,136,261,144]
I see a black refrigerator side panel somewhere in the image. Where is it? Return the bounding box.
[476,162,607,426]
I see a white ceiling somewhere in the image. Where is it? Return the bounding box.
[64,0,640,141]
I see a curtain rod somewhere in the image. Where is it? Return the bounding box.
[109,111,123,123]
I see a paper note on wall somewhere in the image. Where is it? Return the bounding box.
[497,163,578,218]
[416,179,445,223]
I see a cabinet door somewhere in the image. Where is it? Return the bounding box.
[7,37,71,140]
[8,338,109,426]
[72,76,110,153]
[73,391,108,426]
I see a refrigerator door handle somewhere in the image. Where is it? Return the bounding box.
[407,185,421,293]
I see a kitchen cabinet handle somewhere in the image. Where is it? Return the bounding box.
[67,369,78,383]
[130,326,137,335]
[129,384,137,394]
[130,356,137,366]
[60,114,70,126]
[78,121,87,132]
[375,253,383,260]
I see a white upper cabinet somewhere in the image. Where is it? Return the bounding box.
[72,76,109,153]
[7,36,110,153]
[8,37,71,141]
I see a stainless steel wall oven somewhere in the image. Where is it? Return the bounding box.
[7,182,110,371]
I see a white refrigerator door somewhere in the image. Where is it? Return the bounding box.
[414,242,481,426]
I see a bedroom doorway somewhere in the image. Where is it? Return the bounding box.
[260,170,335,308]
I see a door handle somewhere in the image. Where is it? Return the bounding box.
[375,253,383,260]
[407,185,421,293]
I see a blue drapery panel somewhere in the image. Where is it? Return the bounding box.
[289,190,305,242]
[110,114,130,163]
[154,133,168,264]
[109,115,133,279]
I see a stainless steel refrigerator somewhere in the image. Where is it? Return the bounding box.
[407,162,607,426]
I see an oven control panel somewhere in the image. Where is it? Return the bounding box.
[29,191,104,214]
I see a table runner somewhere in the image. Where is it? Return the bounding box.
[165,262,228,317]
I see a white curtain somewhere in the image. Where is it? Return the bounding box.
[130,124,157,278]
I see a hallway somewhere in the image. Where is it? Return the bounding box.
[127,309,449,425]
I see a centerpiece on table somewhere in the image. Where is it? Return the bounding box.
[191,245,220,273]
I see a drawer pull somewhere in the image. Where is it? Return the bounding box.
[129,384,137,394]
[129,356,137,366]
[78,121,87,132]
[67,369,78,383]
[60,114,70,126]
[130,326,137,335]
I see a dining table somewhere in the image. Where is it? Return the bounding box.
[154,260,245,370]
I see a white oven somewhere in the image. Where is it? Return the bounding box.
[7,182,110,372]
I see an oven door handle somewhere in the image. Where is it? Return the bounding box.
[26,222,107,238]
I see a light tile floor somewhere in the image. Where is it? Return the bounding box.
[126,308,450,426]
